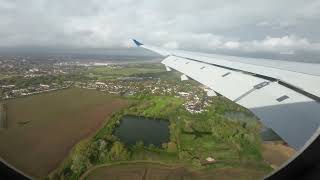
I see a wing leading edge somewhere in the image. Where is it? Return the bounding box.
[132,39,320,150]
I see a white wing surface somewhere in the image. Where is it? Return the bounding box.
[133,39,320,150]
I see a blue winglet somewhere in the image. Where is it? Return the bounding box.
[132,39,143,46]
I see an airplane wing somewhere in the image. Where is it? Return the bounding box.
[132,39,320,151]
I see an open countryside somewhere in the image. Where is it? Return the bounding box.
[0,62,295,179]
[82,162,270,180]
[0,88,128,178]
[49,94,274,179]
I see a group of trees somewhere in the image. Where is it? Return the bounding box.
[50,95,266,179]
[54,136,130,179]
[51,112,130,179]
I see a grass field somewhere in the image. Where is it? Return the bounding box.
[0,73,16,80]
[84,63,166,80]
[50,95,272,179]
[0,88,128,178]
[82,162,270,180]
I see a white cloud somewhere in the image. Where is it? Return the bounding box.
[245,35,314,53]
[0,0,319,58]
[262,36,308,47]
[163,41,179,49]
[256,21,296,29]
[0,0,15,9]
[152,33,320,55]
[224,41,240,49]
[256,21,271,27]
[280,50,295,55]
[153,32,320,54]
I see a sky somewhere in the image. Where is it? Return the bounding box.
[0,0,320,60]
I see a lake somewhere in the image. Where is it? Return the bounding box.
[114,115,169,147]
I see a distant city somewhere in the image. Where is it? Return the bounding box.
[0,55,212,114]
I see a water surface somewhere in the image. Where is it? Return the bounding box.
[114,115,169,147]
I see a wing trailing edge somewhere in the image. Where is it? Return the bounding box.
[133,39,320,150]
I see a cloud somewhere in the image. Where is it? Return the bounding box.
[0,0,319,58]
[224,41,240,49]
[163,42,179,49]
[145,33,320,55]
[242,35,320,54]
[256,21,296,29]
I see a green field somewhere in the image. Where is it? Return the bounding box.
[50,95,272,179]
[84,63,167,80]
[0,73,16,80]
[0,88,128,178]
[82,162,270,180]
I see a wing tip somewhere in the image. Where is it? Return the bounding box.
[132,39,143,46]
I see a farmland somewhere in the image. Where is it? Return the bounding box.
[82,162,270,180]
[0,62,294,179]
[262,141,296,169]
[84,63,167,80]
[50,95,272,179]
[0,88,128,178]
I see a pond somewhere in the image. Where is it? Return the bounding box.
[114,115,170,147]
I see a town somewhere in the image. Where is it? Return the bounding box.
[0,57,215,114]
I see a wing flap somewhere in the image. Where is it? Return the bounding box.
[237,82,320,149]
[134,39,320,150]
[162,55,320,150]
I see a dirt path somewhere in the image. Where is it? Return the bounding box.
[82,161,270,180]
[262,141,296,169]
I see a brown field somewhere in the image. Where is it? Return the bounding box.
[262,141,296,169]
[82,162,270,180]
[0,88,128,178]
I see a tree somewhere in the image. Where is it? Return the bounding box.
[108,141,129,161]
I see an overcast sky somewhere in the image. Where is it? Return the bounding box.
[0,0,320,60]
